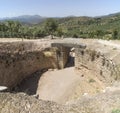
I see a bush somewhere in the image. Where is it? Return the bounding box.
[89,79,96,83]
[112,109,120,113]
[72,33,79,38]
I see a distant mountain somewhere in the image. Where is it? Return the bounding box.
[0,15,47,24]
[1,12,120,25]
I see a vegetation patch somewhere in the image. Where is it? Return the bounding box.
[1,13,120,39]
[89,78,96,83]
[112,109,120,113]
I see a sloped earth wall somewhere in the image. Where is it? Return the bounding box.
[0,42,58,88]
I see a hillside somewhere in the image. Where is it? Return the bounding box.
[56,13,120,38]
[1,12,120,39]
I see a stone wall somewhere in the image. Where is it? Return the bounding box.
[52,43,71,69]
[51,42,86,69]
[75,47,120,84]
[56,46,70,69]
[0,42,58,88]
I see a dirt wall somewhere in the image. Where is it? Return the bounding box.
[0,42,58,88]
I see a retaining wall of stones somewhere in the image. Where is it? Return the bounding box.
[75,47,120,84]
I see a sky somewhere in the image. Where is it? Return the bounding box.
[0,0,120,18]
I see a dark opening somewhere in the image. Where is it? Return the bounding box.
[11,70,46,95]
[65,47,75,67]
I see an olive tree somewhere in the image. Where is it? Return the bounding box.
[44,18,58,38]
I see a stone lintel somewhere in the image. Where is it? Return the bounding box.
[51,43,86,49]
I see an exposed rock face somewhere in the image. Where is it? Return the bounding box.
[0,41,58,88]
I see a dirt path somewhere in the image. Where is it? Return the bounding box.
[37,67,82,104]
[98,39,120,49]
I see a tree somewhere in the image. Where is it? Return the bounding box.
[95,30,104,38]
[4,21,22,38]
[44,18,58,38]
[56,27,63,37]
[112,30,118,39]
[0,23,7,37]
[5,21,14,37]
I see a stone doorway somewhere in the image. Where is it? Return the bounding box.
[65,47,75,68]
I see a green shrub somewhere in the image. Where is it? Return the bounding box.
[89,79,96,83]
[112,109,120,113]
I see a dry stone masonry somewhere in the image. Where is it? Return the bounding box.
[75,40,120,85]
[52,39,120,85]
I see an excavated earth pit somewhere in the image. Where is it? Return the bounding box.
[4,39,104,104]
[0,38,120,112]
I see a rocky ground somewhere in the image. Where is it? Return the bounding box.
[0,91,120,113]
[0,93,65,113]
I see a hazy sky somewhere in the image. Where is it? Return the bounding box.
[0,0,120,17]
